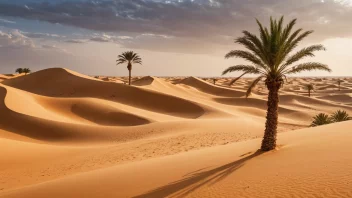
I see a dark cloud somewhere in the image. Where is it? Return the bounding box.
[0,0,351,53]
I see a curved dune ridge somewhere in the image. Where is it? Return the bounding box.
[2,85,153,126]
[132,76,155,86]
[213,97,314,121]
[37,97,153,126]
[179,76,245,97]
[0,84,237,144]
[1,68,352,197]
[3,68,210,119]
[0,74,10,81]
[318,94,352,103]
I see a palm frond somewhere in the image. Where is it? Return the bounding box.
[280,19,297,44]
[284,62,331,74]
[283,44,325,67]
[228,72,248,86]
[284,30,314,56]
[246,76,264,98]
[256,19,269,47]
[222,65,262,76]
[225,50,264,67]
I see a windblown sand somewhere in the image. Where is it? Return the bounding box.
[0,68,351,197]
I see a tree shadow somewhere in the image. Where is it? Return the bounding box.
[133,150,263,198]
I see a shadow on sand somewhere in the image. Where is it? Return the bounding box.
[133,150,263,198]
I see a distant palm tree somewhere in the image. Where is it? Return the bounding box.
[213,78,217,85]
[222,16,331,151]
[337,79,343,91]
[23,68,31,75]
[330,110,351,122]
[305,84,314,97]
[310,113,332,127]
[116,51,142,85]
[15,68,23,74]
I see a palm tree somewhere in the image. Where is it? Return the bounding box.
[23,68,31,75]
[222,16,331,151]
[310,113,332,127]
[330,110,351,122]
[305,84,314,97]
[116,51,142,85]
[337,79,343,91]
[213,78,217,85]
[15,68,23,74]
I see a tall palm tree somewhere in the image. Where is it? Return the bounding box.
[15,68,23,74]
[305,84,314,97]
[310,113,332,127]
[337,79,343,91]
[116,51,142,85]
[330,110,351,122]
[222,16,331,151]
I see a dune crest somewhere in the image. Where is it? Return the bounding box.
[3,68,210,119]
[179,77,245,97]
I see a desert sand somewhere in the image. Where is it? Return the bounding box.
[0,68,352,197]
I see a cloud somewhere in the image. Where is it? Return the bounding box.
[0,18,15,24]
[89,33,133,43]
[0,0,351,54]
[65,39,87,44]
[0,29,34,48]
[140,33,174,39]
[23,32,64,39]
[0,28,84,73]
[90,34,111,42]
[0,0,351,39]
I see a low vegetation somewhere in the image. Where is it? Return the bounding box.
[330,110,352,123]
[311,110,351,127]
[15,68,31,75]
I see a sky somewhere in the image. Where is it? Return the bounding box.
[0,0,351,77]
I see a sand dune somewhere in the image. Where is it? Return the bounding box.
[179,77,245,97]
[132,76,155,86]
[318,94,352,103]
[0,74,10,82]
[3,68,211,119]
[1,121,352,198]
[0,68,352,197]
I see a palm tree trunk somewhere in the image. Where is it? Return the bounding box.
[127,62,132,86]
[261,81,281,151]
[128,69,131,85]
